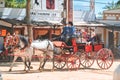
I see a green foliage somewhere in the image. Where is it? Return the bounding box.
[5,0,26,8]
[116,0,120,9]
[104,1,120,10]
[117,0,120,5]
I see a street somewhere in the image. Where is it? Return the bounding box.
[0,60,119,80]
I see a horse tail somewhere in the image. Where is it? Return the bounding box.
[48,40,54,50]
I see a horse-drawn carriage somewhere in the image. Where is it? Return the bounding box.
[6,31,114,71]
[52,37,114,70]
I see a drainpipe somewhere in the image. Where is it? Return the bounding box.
[111,26,114,53]
[66,0,69,23]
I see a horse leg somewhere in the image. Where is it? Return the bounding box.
[46,51,54,72]
[27,57,33,71]
[38,57,44,72]
[22,57,32,72]
[9,56,18,71]
[41,58,47,69]
[21,57,27,71]
[52,57,54,72]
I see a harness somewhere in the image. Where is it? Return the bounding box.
[37,40,51,52]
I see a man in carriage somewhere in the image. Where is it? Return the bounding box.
[61,21,76,46]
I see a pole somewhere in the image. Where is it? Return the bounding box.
[111,26,114,53]
[26,0,32,39]
[66,0,68,23]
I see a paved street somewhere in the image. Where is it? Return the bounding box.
[0,60,120,80]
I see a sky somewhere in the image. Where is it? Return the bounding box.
[74,0,119,17]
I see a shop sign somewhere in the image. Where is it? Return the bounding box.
[0,29,6,36]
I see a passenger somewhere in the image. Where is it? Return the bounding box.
[76,29,81,38]
[81,29,87,43]
[88,29,96,43]
[76,29,82,43]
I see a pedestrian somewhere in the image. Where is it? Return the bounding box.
[88,28,96,43]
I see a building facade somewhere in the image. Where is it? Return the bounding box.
[102,9,120,48]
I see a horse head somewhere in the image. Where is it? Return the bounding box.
[11,35,29,52]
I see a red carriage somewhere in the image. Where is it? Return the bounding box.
[78,43,114,69]
[53,38,80,70]
[52,37,114,70]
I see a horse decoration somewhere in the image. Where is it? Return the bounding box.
[9,35,33,72]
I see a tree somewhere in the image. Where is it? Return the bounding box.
[104,1,117,10]
[117,0,120,5]
[26,0,32,39]
[104,1,120,10]
[116,0,120,9]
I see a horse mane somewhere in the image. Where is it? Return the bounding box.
[19,35,29,50]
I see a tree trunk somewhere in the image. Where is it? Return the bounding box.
[26,0,32,39]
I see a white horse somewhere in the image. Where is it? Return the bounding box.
[9,35,62,72]
[9,35,33,72]
[30,39,56,71]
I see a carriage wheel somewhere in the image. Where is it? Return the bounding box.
[79,52,95,68]
[67,54,80,70]
[53,55,66,69]
[96,48,114,69]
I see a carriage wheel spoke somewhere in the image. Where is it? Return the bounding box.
[97,48,114,69]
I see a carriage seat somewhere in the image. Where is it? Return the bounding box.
[53,41,74,54]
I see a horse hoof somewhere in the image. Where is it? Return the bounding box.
[38,68,40,70]
[26,70,30,73]
[23,69,26,71]
[9,69,12,72]
[30,66,33,69]
[39,69,43,72]
[51,69,54,72]
[51,70,53,72]
[26,70,28,73]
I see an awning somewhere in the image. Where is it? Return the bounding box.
[0,18,26,25]
[74,21,106,27]
[0,8,62,26]
[96,19,120,31]
[0,25,13,33]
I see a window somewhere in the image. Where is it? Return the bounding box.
[46,0,55,9]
